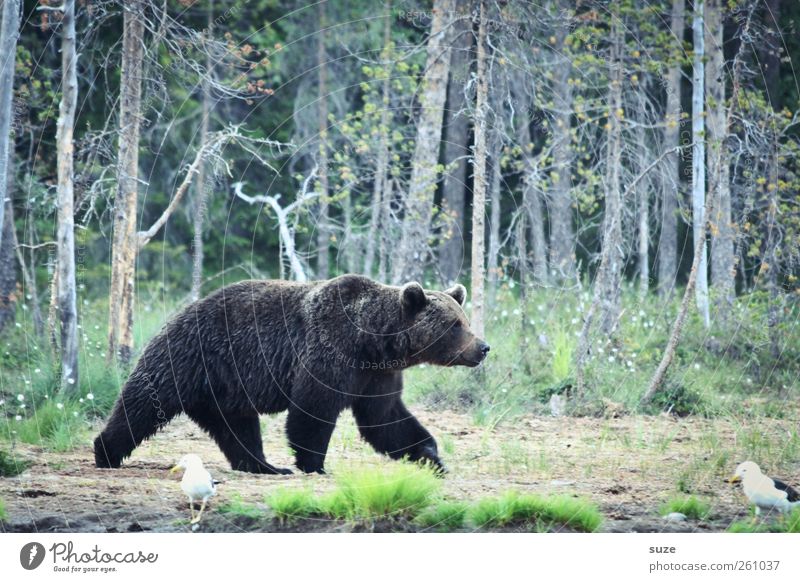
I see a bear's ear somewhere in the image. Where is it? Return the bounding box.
[400,282,427,314]
[444,283,467,306]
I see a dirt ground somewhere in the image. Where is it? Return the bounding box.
[0,408,790,533]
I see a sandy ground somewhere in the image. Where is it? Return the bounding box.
[1,408,794,533]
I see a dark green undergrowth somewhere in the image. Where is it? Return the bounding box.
[406,286,800,423]
[0,448,29,477]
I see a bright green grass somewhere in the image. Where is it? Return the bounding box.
[0,496,7,521]
[659,495,712,520]
[322,462,441,520]
[414,501,468,532]
[218,494,266,520]
[265,463,441,522]
[265,488,320,523]
[468,491,603,532]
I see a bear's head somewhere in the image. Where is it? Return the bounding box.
[399,282,490,368]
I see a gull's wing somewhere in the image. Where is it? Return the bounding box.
[773,478,800,502]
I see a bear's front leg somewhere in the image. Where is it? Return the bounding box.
[352,394,446,475]
[286,403,339,474]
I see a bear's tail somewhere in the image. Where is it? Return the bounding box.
[94,371,176,468]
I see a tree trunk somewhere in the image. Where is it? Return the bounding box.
[0,0,20,250]
[438,9,472,286]
[0,194,15,333]
[691,0,710,329]
[764,134,781,360]
[636,126,649,298]
[377,178,394,283]
[597,13,624,336]
[706,0,734,320]
[316,0,330,279]
[191,0,214,302]
[470,0,488,339]
[487,132,502,305]
[391,0,454,284]
[109,0,145,365]
[549,16,575,283]
[512,74,547,283]
[658,0,683,297]
[56,0,79,393]
[363,3,392,278]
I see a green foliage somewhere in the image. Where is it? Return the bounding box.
[265,463,441,523]
[468,491,603,532]
[646,382,706,417]
[218,494,266,520]
[728,508,800,533]
[406,285,800,422]
[0,448,29,477]
[324,463,441,520]
[659,496,712,520]
[265,488,320,523]
[0,496,6,522]
[414,502,468,532]
[7,401,86,452]
[551,329,574,383]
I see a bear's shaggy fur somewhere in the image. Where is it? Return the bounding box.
[94,274,489,474]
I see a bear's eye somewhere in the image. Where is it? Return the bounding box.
[453,321,463,330]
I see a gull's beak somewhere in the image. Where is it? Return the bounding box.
[170,465,180,474]
[727,475,741,484]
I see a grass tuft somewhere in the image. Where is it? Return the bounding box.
[468,491,603,532]
[218,494,266,520]
[659,495,712,520]
[414,501,468,532]
[0,496,6,522]
[328,462,441,519]
[265,488,320,523]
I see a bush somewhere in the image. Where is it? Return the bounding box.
[0,448,29,477]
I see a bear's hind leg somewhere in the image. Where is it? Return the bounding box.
[188,408,292,474]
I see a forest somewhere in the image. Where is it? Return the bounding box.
[0,0,799,533]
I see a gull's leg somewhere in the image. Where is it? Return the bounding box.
[188,497,195,523]
[192,498,208,524]
[751,506,761,525]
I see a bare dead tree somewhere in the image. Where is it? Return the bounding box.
[470,0,489,339]
[233,169,320,283]
[0,0,20,249]
[658,0,684,297]
[108,0,145,365]
[55,0,79,394]
[392,0,455,284]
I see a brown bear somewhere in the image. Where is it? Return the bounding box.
[94,274,489,474]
